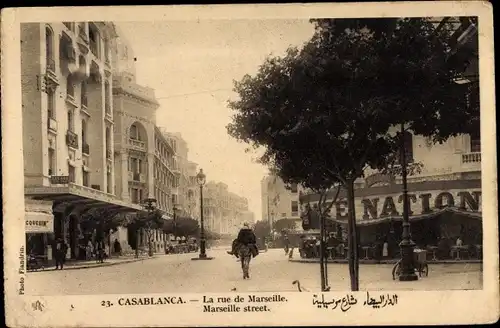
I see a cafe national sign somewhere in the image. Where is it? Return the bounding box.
[319,188,482,222]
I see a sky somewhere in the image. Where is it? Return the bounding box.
[116,19,315,220]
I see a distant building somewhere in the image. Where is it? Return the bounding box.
[261,175,301,231]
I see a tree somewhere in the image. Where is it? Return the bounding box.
[253,220,271,242]
[163,217,200,237]
[79,208,128,256]
[227,18,478,291]
[126,209,164,257]
[273,218,297,233]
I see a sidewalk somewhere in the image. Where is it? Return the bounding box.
[28,255,158,272]
[289,257,482,265]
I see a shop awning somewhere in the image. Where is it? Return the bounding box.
[25,183,144,215]
[331,207,482,227]
[25,212,54,233]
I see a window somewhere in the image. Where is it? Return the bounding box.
[67,76,75,98]
[48,148,55,176]
[81,81,87,107]
[291,201,299,213]
[68,165,75,183]
[131,188,138,203]
[130,124,138,140]
[470,130,481,153]
[67,109,74,132]
[290,183,298,193]
[89,24,100,58]
[106,127,111,154]
[107,172,112,194]
[47,90,55,119]
[82,169,89,187]
[104,81,110,113]
[45,27,55,71]
[81,120,87,145]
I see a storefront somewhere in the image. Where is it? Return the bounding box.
[25,199,54,260]
[300,178,482,260]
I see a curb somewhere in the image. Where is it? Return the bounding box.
[288,258,482,265]
[28,256,157,273]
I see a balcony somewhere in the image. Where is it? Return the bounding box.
[462,152,481,163]
[82,143,90,155]
[47,117,57,133]
[66,130,78,149]
[129,138,146,151]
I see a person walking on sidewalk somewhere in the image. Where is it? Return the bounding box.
[54,238,67,270]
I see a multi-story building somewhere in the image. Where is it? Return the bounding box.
[186,161,200,220]
[22,22,144,260]
[202,182,254,235]
[111,28,174,253]
[261,175,301,231]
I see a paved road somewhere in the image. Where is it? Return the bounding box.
[26,248,482,295]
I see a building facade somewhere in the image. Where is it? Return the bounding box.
[111,28,174,253]
[261,175,301,231]
[22,22,148,260]
[202,182,253,236]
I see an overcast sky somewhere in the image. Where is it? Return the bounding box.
[116,19,315,220]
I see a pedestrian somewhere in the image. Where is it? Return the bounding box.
[54,238,67,270]
[114,239,122,256]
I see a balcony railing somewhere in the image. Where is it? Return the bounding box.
[47,117,57,133]
[66,130,78,149]
[82,143,90,155]
[462,152,481,163]
[129,138,146,150]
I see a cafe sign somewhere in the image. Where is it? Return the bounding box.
[325,189,482,221]
[50,175,69,185]
[25,212,54,233]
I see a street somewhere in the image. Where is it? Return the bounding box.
[26,249,482,295]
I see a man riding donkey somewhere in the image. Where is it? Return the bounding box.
[227,222,259,259]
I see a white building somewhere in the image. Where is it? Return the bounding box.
[261,175,301,231]
[22,22,143,260]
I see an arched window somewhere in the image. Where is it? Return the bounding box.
[130,124,138,140]
[45,26,55,72]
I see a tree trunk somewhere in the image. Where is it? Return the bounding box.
[319,213,326,291]
[346,179,360,291]
[135,229,139,259]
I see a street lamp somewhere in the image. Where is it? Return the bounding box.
[398,124,418,281]
[141,198,157,257]
[192,168,214,260]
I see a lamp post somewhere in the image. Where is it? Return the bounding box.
[192,168,214,260]
[398,124,418,281]
[141,197,157,257]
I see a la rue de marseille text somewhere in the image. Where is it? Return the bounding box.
[203,294,287,313]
